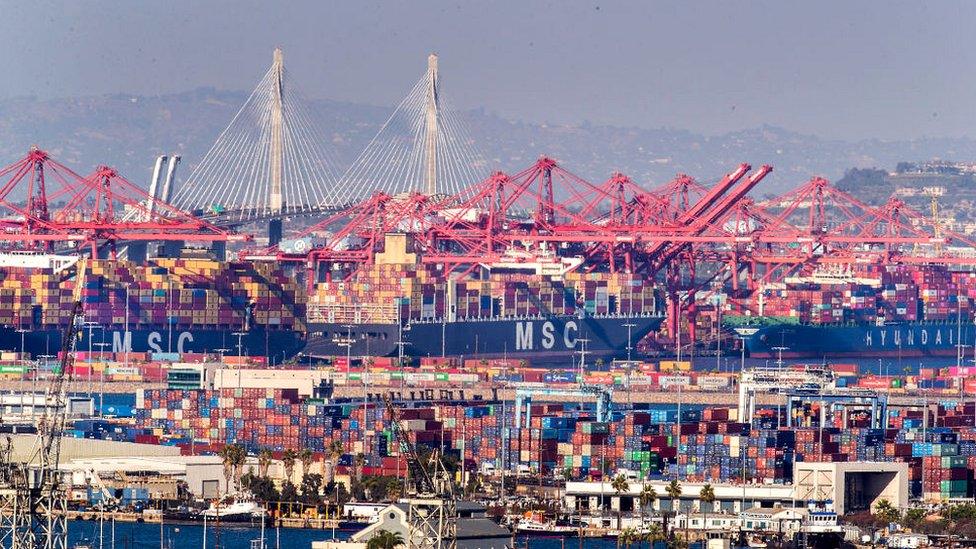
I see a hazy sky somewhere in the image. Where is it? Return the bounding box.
[2,1,974,140]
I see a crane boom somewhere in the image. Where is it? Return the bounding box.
[385,394,437,495]
[383,394,457,549]
[43,301,84,474]
[30,300,84,549]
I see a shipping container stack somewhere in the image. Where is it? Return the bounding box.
[309,263,445,324]
[755,281,878,325]
[857,264,972,323]
[875,265,921,322]
[132,388,976,500]
[617,411,675,478]
[0,266,72,329]
[910,265,965,322]
[75,259,303,331]
[310,266,661,325]
[738,265,976,325]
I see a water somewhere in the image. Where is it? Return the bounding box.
[65,520,350,549]
[61,521,688,549]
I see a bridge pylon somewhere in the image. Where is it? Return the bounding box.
[172,48,341,221]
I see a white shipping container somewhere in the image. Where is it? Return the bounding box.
[697,376,730,389]
[659,375,692,388]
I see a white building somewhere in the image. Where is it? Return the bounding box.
[564,461,909,518]
[564,479,795,516]
[793,461,908,515]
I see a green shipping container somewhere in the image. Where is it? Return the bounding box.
[933,444,960,457]
[582,422,610,434]
[940,480,968,492]
[942,456,968,468]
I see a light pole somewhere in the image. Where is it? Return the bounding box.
[15,327,28,359]
[733,328,758,376]
[622,323,636,363]
[93,342,110,415]
[714,296,722,373]
[15,327,29,407]
[83,321,102,398]
[340,323,355,377]
[733,326,758,520]
[232,332,247,358]
[36,354,55,420]
[575,338,590,387]
[215,348,230,363]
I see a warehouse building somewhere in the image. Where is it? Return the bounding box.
[793,461,908,515]
[60,455,259,499]
[8,434,180,464]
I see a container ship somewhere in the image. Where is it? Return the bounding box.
[0,247,664,363]
[303,235,665,361]
[0,253,305,360]
[733,264,976,359]
[12,248,976,362]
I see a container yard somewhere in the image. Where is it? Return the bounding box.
[113,371,976,502]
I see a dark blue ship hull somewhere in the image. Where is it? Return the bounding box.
[305,315,665,361]
[0,326,305,360]
[743,322,976,359]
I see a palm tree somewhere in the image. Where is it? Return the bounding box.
[257,448,273,478]
[874,498,901,524]
[643,523,664,549]
[699,484,716,536]
[617,527,637,549]
[326,440,344,485]
[639,483,658,528]
[366,529,404,549]
[282,449,298,483]
[386,479,402,501]
[666,538,688,549]
[354,452,366,484]
[611,474,630,530]
[664,479,682,542]
[218,444,247,493]
[299,448,314,476]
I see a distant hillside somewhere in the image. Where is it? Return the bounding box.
[2,88,976,198]
[837,165,976,224]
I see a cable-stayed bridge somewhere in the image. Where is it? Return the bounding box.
[338,53,486,202]
[171,48,344,224]
[172,49,485,239]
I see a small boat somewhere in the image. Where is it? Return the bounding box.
[747,535,768,548]
[516,520,578,536]
[200,499,265,523]
[516,512,578,536]
[163,505,200,522]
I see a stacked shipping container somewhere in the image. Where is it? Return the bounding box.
[79,259,303,331]
[309,265,660,324]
